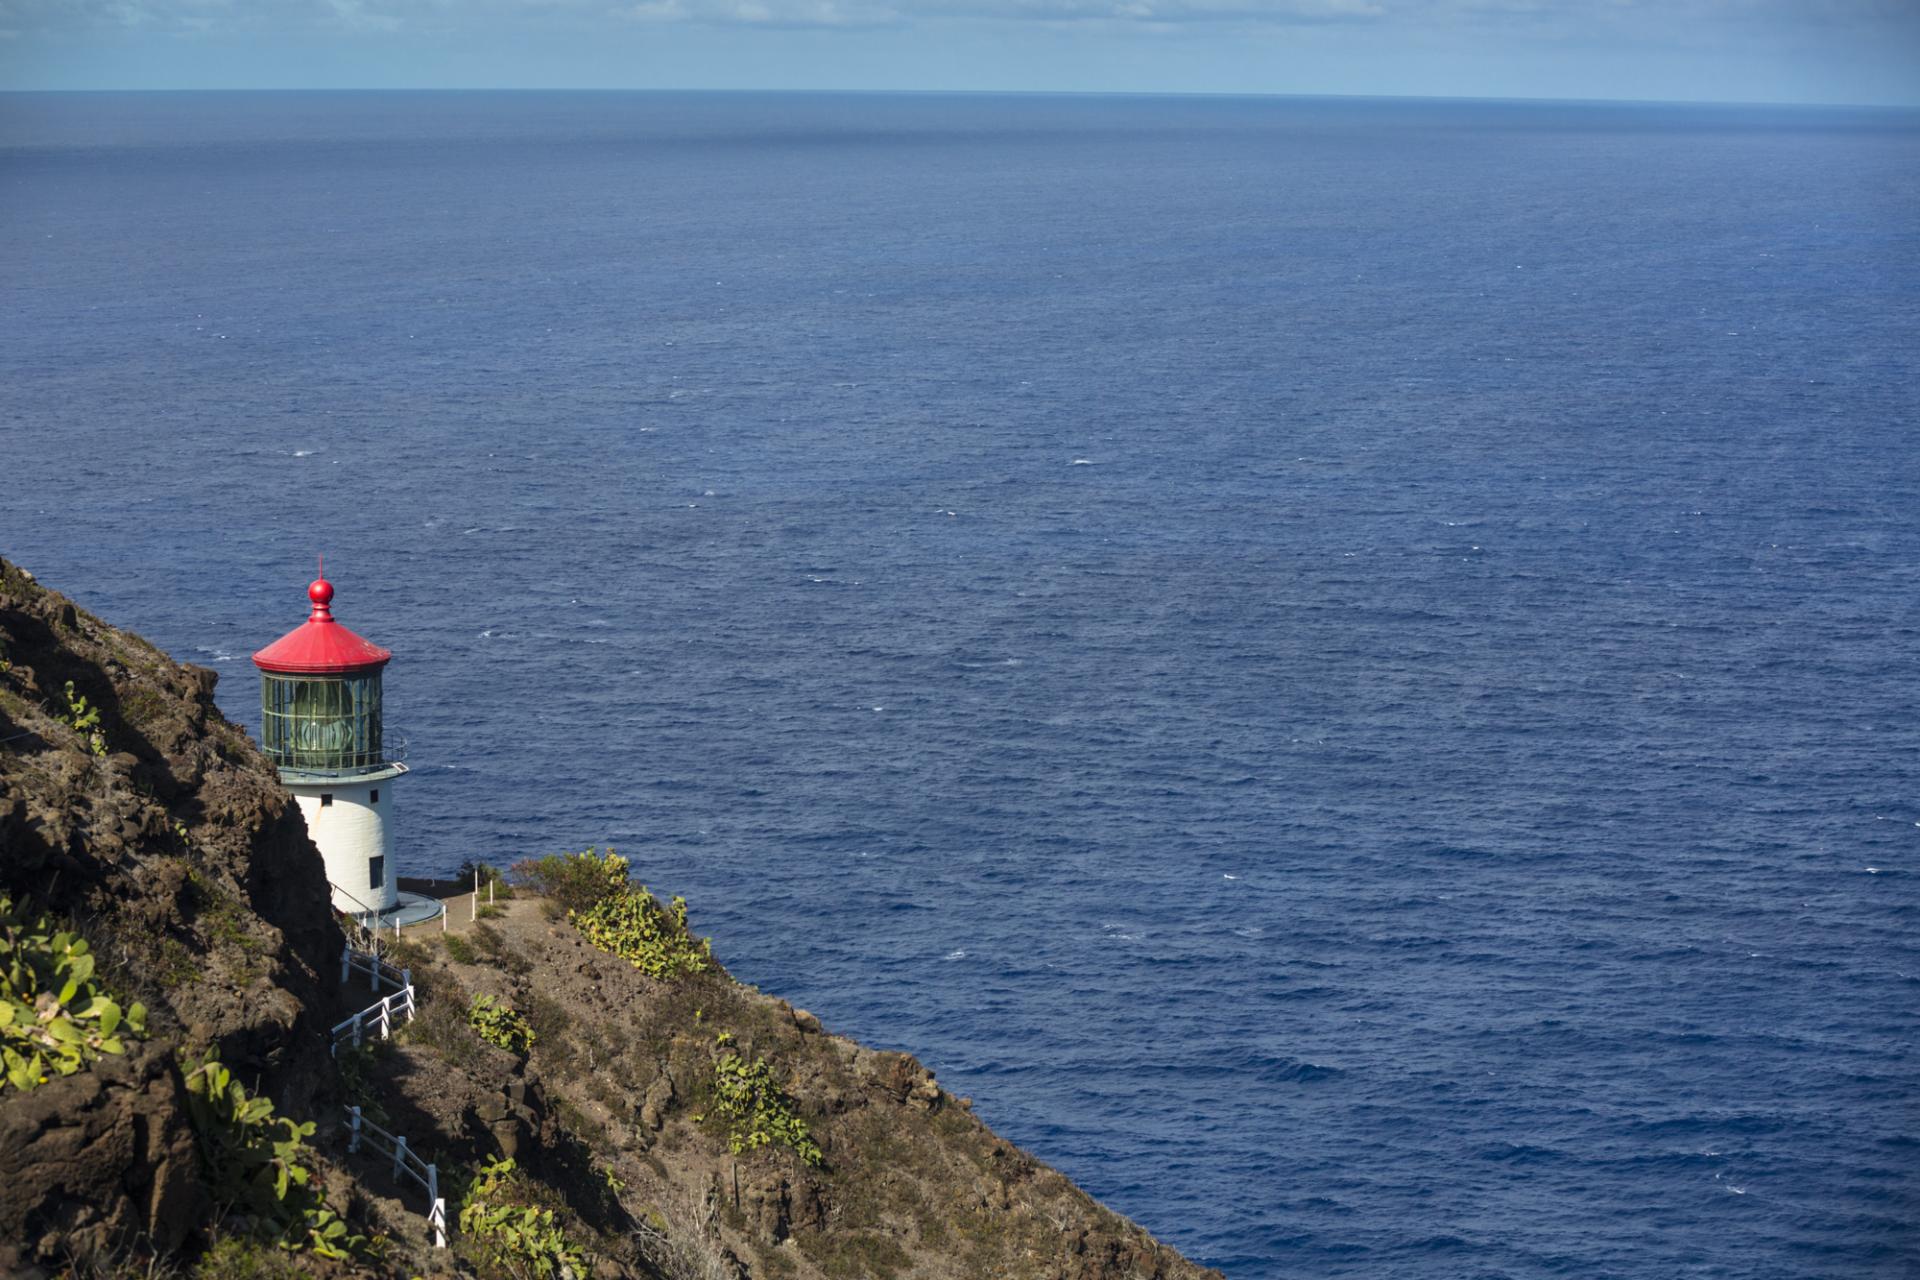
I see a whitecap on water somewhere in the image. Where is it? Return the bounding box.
[945,949,967,961]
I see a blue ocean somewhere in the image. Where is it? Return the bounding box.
[3,91,1917,1278]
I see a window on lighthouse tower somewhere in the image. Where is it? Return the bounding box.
[369,856,385,890]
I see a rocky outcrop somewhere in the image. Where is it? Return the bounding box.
[0,1041,201,1268]
[0,556,348,1268]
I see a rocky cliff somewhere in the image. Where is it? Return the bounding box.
[0,557,1221,1280]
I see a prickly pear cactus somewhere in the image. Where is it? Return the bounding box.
[0,896,147,1092]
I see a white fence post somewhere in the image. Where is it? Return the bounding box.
[340,943,350,984]
[428,1162,446,1248]
[392,1134,408,1181]
[377,1001,390,1041]
[347,1106,362,1153]
[351,1011,364,1048]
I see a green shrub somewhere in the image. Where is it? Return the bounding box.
[0,896,146,1092]
[468,994,536,1054]
[443,933,478,965]
[518,852,714,982]
[707,1048,822,1166]
[57,680,107,756]
[183,1059,373,1259]
[510,847,631,914]
[458,1156,588,1280]
[571,887,711,981]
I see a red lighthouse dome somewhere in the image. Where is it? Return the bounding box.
[252,572,392,675]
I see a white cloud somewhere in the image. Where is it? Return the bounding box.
[0,0,1914,37]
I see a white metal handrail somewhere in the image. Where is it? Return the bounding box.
[329,984,415,1055]
[345,1105,446,1248]
[340,942,407,993]
[330,881,387,957]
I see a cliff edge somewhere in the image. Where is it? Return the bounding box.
[0,556,1221,1280]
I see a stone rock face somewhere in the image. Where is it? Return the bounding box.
[641,1075,675,1131]
[0,1042,203,1266]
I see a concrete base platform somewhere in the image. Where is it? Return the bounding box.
[347,890,445,931]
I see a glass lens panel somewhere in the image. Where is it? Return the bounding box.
[261,673,384,770]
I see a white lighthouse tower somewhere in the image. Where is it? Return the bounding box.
[252,569,410,920]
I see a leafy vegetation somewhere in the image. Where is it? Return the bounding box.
[190,1234,320,1280]
[510,847,632,914]
[573,887,713,980]
[513,848,713,979]
[467,993,537,1054]
[57,679,107,756]
[0,896,146,1093]
[458,1156,588,1280]
[707,1046,823,1166]
[183,1059,374,1260]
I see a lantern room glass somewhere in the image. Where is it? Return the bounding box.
[260,672,383,772]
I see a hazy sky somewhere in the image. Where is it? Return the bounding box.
[2,0,1916,105]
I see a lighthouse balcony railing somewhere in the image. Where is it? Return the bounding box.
[270,733,408,781]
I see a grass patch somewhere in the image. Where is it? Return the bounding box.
[793,1229,909,1280]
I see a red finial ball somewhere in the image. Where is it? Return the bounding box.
[308,577,334,607]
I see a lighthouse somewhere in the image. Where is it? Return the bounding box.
[252,570,410,920]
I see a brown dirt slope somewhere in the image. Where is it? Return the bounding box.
[382,886,1220,1280]
[0,555,1221,1280]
